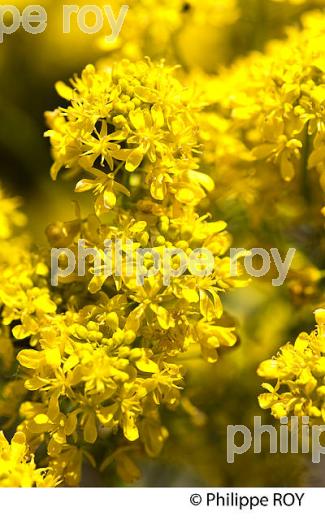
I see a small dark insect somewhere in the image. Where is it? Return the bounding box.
[181,2,192,13]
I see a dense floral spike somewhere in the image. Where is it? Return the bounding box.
[0,61,246,486]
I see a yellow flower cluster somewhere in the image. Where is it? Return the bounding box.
[258,309,325,420]
[46,59,213,210]
[0,431,58,487]
[0,60,247,485]
[203,11,325,216]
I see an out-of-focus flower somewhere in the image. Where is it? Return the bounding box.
[98,0,239,71]
[0,186,27,239]
[203,11,325,217]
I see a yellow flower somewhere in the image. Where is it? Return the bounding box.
[204,11,325,212]
[0,431,59,487]
[258,309,325,421]
[46,59,210,212]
